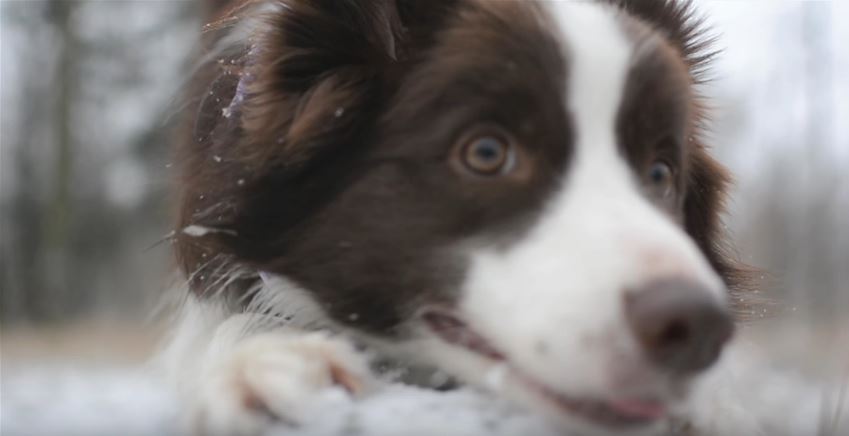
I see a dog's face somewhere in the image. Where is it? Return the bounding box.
[178,0,749,433]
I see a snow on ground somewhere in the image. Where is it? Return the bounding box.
[1,365,180,436]
[0,364,558,436]
[279,384,559,436]
[2,349,846,436]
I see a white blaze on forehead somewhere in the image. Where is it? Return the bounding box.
[545,0,722,290]
[551,0,632,162]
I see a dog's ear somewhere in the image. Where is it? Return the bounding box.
[259,0,404,92]
[237,0,462,166]
[395,0,461,48]
[175,0,463,286]
[684,148,757,319]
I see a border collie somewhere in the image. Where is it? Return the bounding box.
[163,1,755,435]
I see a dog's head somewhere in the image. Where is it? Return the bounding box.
[177,0,751,432]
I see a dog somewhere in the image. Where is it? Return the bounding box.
[162,1,757,435]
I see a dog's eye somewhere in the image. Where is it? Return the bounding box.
[462,136,511,175]
[647,160,674,197]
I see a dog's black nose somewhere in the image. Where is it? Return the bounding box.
[625,279,734,374]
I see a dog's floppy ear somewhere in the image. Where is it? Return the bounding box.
[684,148,756,319]
[175,0,463,285]
[239,0,401,164]
[238,0,461,167]
[395,0,461,47]
[259,0,404,92]
[252,0,461,92]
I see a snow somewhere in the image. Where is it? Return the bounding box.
[1,366,180,436]
[281,384,558,436]
[0,365,558,436]
[2,350,846,436]
[181,225,237,237]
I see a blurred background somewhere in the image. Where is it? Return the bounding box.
[1,1,847,371]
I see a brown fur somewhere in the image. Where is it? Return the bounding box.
[172,0,753,332]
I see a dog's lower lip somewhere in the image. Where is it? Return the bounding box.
[421,309,667,428]
[526,378,667,427]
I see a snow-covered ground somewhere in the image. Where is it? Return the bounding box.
[3,334,847,436]
[0,363,559,436]
[2,365,180,436]
[1,1,847,435]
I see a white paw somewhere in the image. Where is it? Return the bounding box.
[191,332,375,436]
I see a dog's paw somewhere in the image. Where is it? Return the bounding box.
[191,331,374,436]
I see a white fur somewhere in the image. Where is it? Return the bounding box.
[192,328,373,436]
[417,2,727,433]
[160,283,372,436]
[160,3,803,436]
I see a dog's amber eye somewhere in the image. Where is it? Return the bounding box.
[648,160,674,197]
[462,136,511,175]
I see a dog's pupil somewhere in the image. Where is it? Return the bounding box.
[475,139,501,161]
[650,163,669,184]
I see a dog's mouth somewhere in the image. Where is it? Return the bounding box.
[421,309,668,429]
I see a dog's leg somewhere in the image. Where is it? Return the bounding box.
[163,303,375,436]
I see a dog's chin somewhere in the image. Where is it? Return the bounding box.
[420,309,679,435]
